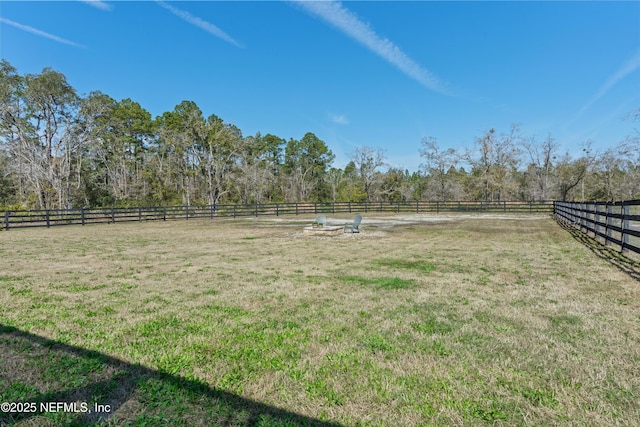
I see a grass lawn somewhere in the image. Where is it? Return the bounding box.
[1,214,639,426]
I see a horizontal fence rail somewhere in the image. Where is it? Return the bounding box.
[1,200,553,231]
[554,200,640,257]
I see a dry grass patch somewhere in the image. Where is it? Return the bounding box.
[1,215,639,426]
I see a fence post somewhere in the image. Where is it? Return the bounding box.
[349,202,352,213]
[295,203,298,216]
[255,203,258,217]
[46,210,50,228]
[111,208,115,223]
[185,205,189,220]
[163,207,167,221]
[585,202,591,231]
[579,202,585,231]
[233,205,236,218]
[594,204,601,240]
[577,202,582,228]
[605,204,613,246]
[4,211,9,230]
[81,208,85,226]
[622,204,630,253]
[276,204,279,217]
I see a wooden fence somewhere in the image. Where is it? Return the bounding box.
[1,200,553,231]
[554,200,640,256]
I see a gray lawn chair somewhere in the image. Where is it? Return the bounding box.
[315,214,327,227]
[344,214,362,233]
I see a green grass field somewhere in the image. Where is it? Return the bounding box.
[1,215,639,426]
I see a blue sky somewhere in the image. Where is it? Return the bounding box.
[1,1,639,171]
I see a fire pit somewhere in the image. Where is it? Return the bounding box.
[302,225,344,236]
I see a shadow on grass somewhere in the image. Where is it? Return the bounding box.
[0,324,343,427]
[555,217,640,282]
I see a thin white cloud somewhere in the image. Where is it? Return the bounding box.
[329,113,349,125]
[155,1,243,48]
[292,0,448,95]
[0,17,84,48]
[80,0,112,11]
[579,49,640,115]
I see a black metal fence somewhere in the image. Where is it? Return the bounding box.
[554,200,640,256]
[1,200,553,231]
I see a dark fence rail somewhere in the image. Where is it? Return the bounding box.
[1,200,553,231]
[554,200,640,256]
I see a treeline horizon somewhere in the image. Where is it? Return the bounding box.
[1,60,639,210]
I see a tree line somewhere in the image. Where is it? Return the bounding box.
[1,60,638,210]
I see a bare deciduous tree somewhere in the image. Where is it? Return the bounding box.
[520,134,558,200]
[419,136,458,201]
[351,146,386,202]
[465,125,522,201]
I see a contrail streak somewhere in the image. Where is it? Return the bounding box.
[579,49,640,115]
[0,17,85,48]
[80,1,112,11]
[292,0,448,94]
[155,1,243,48]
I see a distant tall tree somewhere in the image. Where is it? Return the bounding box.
[76,91,116,206]
[466,125,522,201]
[203,114,245,205]
[0,63,82,209]
[520,134,558,201]
[337,161,366,202]
[0,149,17,206]
[0,60,24,205]
[234,160,273,204]
[93,97,154,204]
[257,133,286,202]
[419,136,458,201]
[283,132,334,202]
[350,146,386,202]
[244,132,284,168]
[324,167,343,204]
[155,101,208,205]
[379,167,407,202]
[590,148,626,201]
[233,133,279,204]
[398,170,426,202]
[79,92,164,206]
[556,146,593,201]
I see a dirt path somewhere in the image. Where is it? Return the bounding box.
[257,212,551,228]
